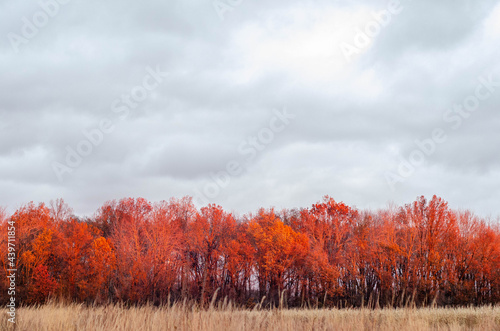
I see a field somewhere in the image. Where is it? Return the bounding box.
[1,303,499,331]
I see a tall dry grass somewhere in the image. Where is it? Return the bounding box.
[1,302,499,331]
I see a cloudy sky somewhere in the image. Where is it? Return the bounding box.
[1,0,500,219]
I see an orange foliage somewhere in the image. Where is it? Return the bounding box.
[0,195,499,308]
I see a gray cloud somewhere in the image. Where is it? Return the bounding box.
[1,0,500,219]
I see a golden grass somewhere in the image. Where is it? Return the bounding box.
[1,303,499,331]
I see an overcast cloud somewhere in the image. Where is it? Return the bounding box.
[1,0,500,219]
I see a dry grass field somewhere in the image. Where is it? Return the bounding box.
[1,303,499,331]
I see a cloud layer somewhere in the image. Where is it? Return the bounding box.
[1,0,500,218]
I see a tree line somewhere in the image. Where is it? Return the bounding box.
[1,195,499,308]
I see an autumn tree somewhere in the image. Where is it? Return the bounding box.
[187,204,236,305]
[53,219,100,301]
[103,198,153,303]
[224,222,255,305]
[293,197,359,306]
[248,209,309,307]
[8,203,56,302]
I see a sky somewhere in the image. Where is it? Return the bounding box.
[1,0,500,219]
